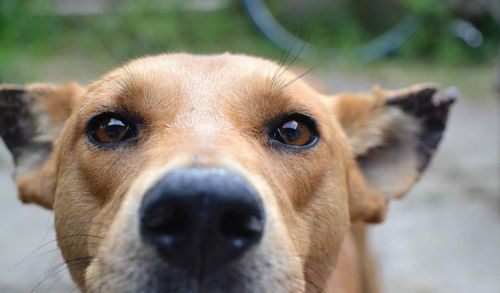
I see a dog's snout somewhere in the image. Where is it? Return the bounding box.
[139,166,265,277]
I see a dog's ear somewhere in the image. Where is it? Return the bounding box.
[0,83,83,209]
[331,84,456,223]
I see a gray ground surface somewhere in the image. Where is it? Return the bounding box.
[0,70,498,293]
[0,150,74,292]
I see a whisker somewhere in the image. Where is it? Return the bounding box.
[31,256,96,293]
[45,261,80,293]
[19,242,102,265]
[44,256,95,279]
[90,25,123,68]
[90,25,140,98]
[270,42,295,90]
[272,67,314,95]
[283,32,311,74]
[270,21,313,92]
[16,234,104,268]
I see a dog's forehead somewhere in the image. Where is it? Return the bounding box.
[81,54,289,109]
[129,53,278,74]
[79,53,324,123]
[120,53,283,87]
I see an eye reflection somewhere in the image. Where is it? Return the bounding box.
[87,114,137,145]
[271,115,317,148]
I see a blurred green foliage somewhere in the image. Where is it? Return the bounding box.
[0,0,280,83]
[0,0,498,83]
[269,0,500,63]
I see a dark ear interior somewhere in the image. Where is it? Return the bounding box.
[332,84,456,222]
[336,84,456,199]
[383,85,457,173]
[0,86,52,172]
[0,83,83,208]
[363,85,456,198]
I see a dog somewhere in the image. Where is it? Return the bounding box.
[0,53,455,293]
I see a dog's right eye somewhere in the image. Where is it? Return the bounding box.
[87,113,137,145]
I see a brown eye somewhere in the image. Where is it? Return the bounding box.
[271,115,318,148]
[88,113,137,145]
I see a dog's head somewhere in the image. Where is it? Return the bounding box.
[0,53,455,292]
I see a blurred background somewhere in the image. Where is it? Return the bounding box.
[0,0,498,292]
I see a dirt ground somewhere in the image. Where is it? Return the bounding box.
[0,68,498,293]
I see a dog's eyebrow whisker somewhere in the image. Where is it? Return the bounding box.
[283,33,310,75]
[90,25,123,68]
[89,26,139,97]
[271,24,310,93]
[272,50,288,83]
[272,67,314,95]
[279,41,295,70]
[88,26,141,106]
[270,41,296,91]
[281,19,303,70]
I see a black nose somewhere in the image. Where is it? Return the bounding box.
[139,167,265,277]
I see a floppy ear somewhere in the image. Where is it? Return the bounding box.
[0,83,83,209]
[332,84,456,222]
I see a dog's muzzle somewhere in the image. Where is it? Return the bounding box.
[139,166,265,278]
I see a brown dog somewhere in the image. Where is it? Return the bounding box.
[0,53,455,293]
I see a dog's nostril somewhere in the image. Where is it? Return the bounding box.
[219,210,264,246]
[143,205,190,236]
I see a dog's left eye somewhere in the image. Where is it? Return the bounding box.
[270,114,318,148]
[87,114,137,145]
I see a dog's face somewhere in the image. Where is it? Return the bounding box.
[0,53,454,292]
